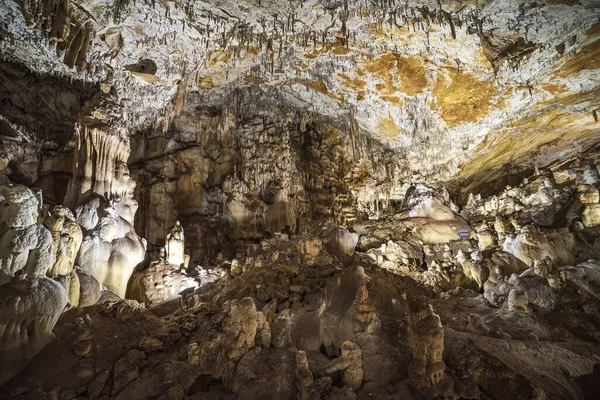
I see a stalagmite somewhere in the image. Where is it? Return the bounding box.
[76,196,146,298]
[63,123,146,298]
[127,221,194,305]
[44,205,82,278]
[0,274,68,385]
[408,296,452,398]
[163,221,187,268]
[0,179,55,285]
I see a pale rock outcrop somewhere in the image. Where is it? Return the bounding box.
[510,270,557,311]
[463,187,525,221]
[530,194,572,229]
[464,173,572,228]
[313,340,364,391]
[503,225,574,268]
[456,250,489,291]
[127,262,198,306]
[44,205,82,278]
[303,237,323,258]
[579,166,600,227]
[193,297,272,392]
[270,267,375,354]
[483,271,511,308]
[507,288,529,313]
[401,185,471,244]
[488,251,529,277]
[533,257,562,290]
[578,184,600,204]
[0,180,54,285]
[0,179,73,385]
[494,217,512,243]
[483,252,528,307]
[423,260,474,292]
[384,239,424,266]
[128,221,195,305]
[0,221,54,284]
[582,204,600,228]
[229,258,243,277]
[369,238,424,274]
[0,274,67,385]
[221,298,261,359]
[475,222,496,251]
[77,270,102,308]
[76,196,146,298]
[582,164,600,185]
[55,270,80,308]
[482,254,559,312]
[325,226,359,258]
[559,260,600,304]
[528,175,566,209]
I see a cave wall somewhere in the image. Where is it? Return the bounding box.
[129,85,420,263]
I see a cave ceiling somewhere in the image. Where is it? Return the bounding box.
[0,0,599,195]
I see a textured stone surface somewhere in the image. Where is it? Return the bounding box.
[1,0,600,398]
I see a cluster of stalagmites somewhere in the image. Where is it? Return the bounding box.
[4,157,600,399]
[0,118,150,384]
[0,171,141,384]
[0,176,75,384]
[456,165,600,315]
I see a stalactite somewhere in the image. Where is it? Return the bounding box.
[65,124,131,208]
[20,0,97,72]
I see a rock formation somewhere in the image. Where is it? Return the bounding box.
[0,179,54,285]
[163,221,187,269]
[1,0,600,398]
[69,122,146,298]
[0,273,67,385]
[75,195,145,298]
[128,221,195,305]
